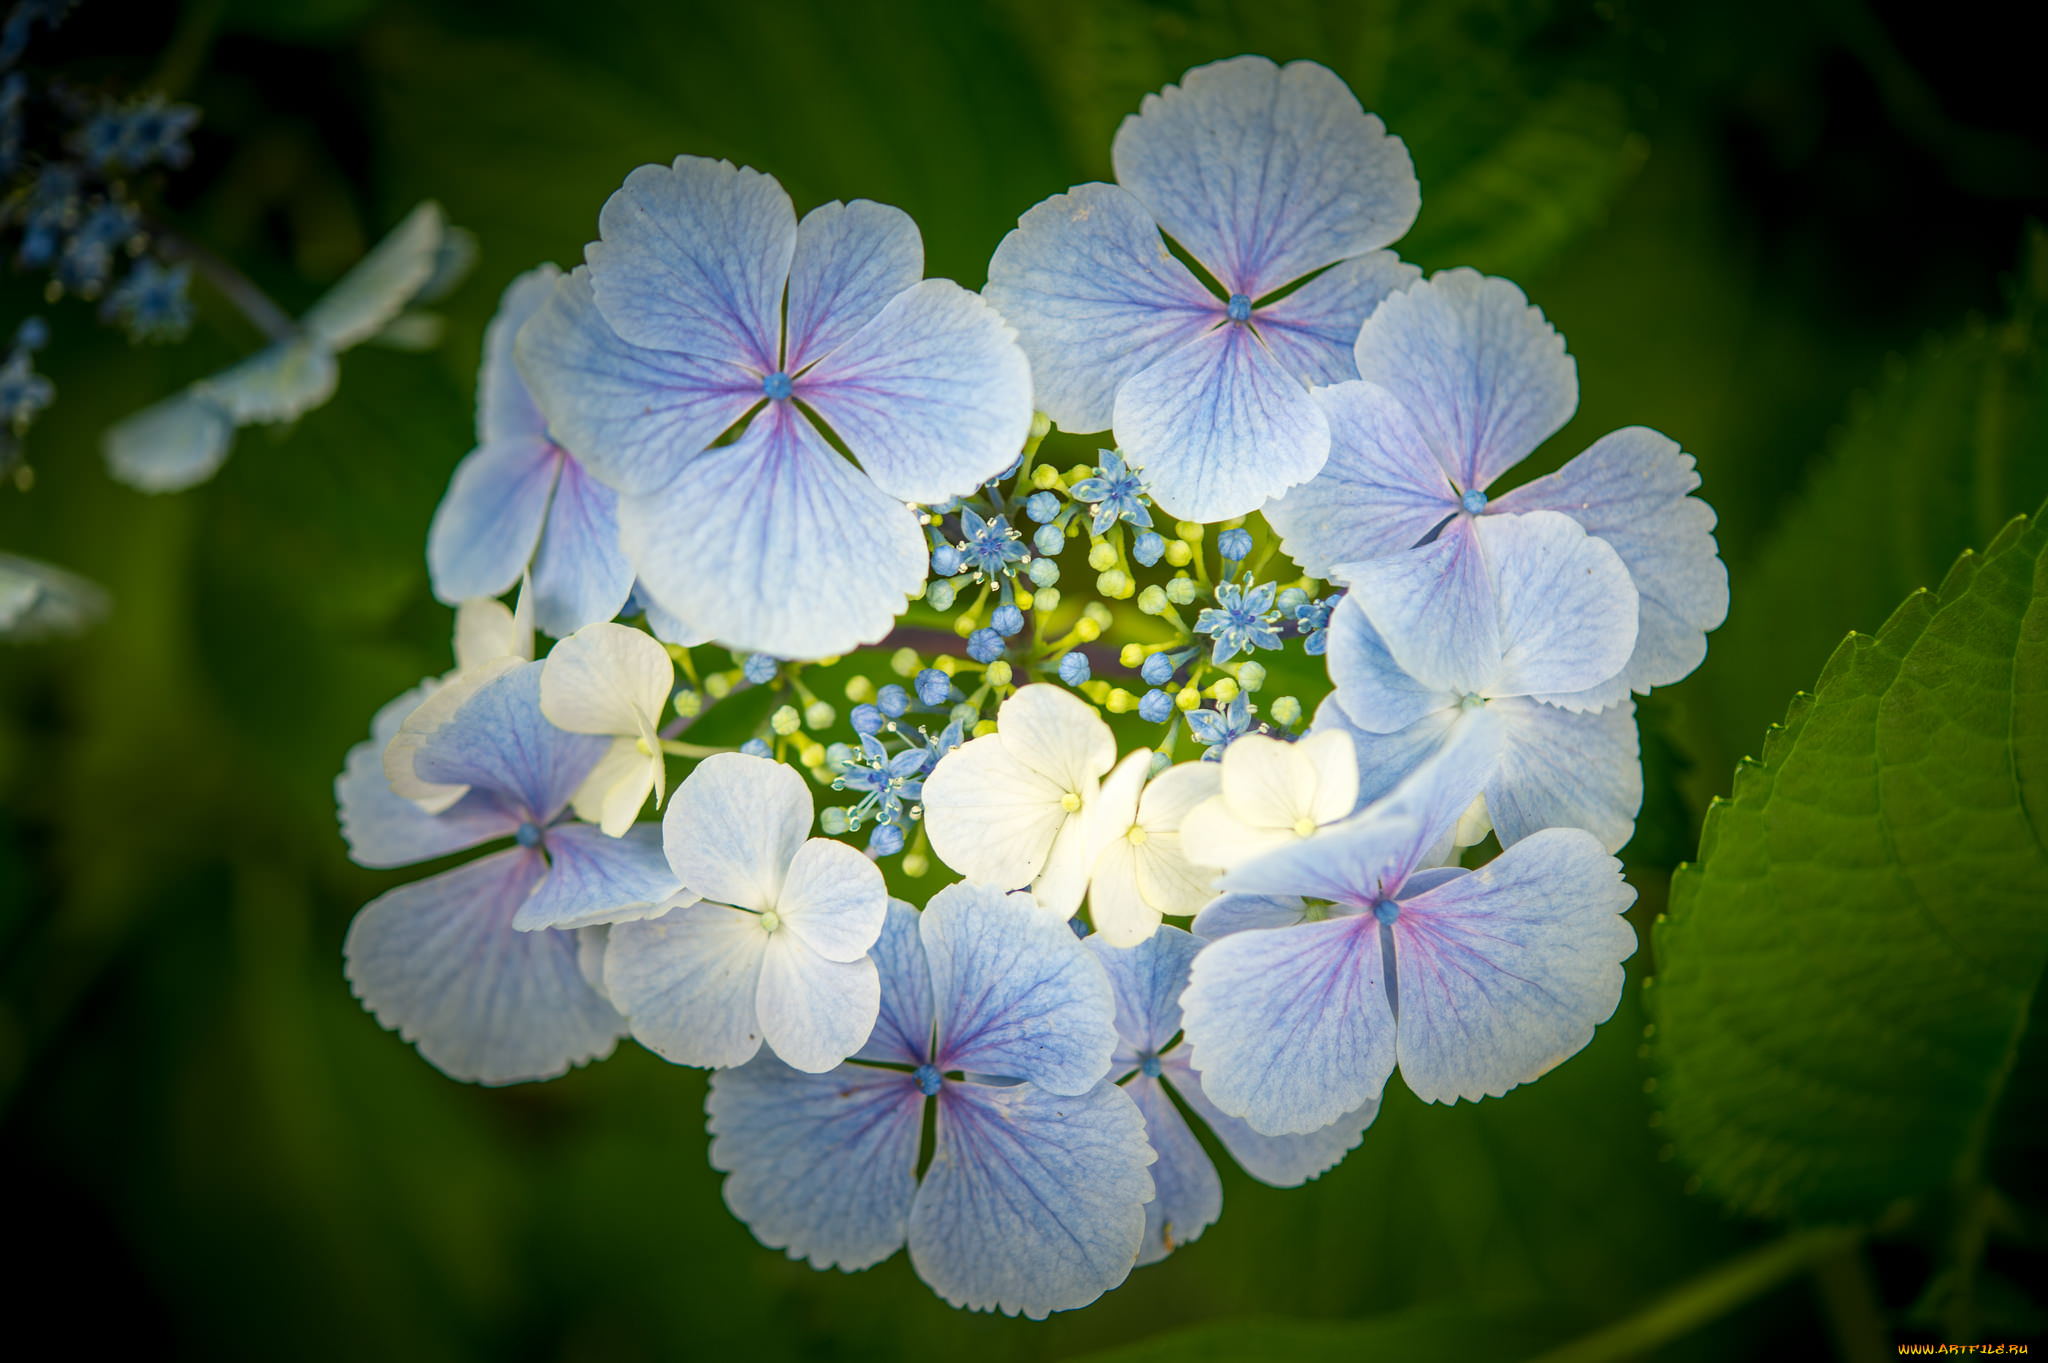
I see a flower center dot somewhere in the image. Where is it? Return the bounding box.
[762,371,794,401]
[1139,1054,1163,1079]
[1226,293,1253,323]
[759,910,781,933]
[913,1063,943,1096]
[1460,487,1488,514]
[514,821,542,848]
[1060,791,1082,813]
[1373,898,1401,925]
[1125,825,1148,846]
[1459,692,1488,712]
[1293,816,1317,838]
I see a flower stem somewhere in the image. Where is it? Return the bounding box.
[151,227,297,344]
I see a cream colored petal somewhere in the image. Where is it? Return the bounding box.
[1135,831,1223,919]
[1084,750,1151,867]
[570,736,645,826]
[1087,838,1158,946]
[1178,795,1298,871]
[1033,808,1096,919]
[540,622,673,739]
[923,735,1070,888]
[598,759,657,838]
[454,596,519,671]
[996,684,1116,797]
[1294,728,1360,826]
[1136,759,1221,833]
[382,659,519,808]
[1217,733,1320,831]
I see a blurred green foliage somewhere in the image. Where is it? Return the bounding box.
[3,0,2046,1358]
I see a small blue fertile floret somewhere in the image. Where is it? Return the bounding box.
[514,821,543,848]
[1067,449,1153,537]
[1216,527,1254,562]
[101,258,194,343]
[740,738,773,758]
[1460,487,1488,514]
[1138,689,1173,723]
[742,653,779,685]
[868,822,906,856]
[957,508,1028,579]
[1373,898,1401,925]
[1032,523,1065,556]
[931,543,964,577]
[991,604,1025,637]
[1194,578,1283,664]
[915,668,953,707]
[1138,1053,1164,1079]
[762,371,793,400]
[1225,293,1252,323]
[1140,652,1175,687]
[877,684,911,718]
[913,1062,944,1096]
[1024,490,1061,523]
[1132,530,1166,566]
[966,628,1005,664]
[1057,651,1091,687]
[851,703,885,735]
[926,577,958,611]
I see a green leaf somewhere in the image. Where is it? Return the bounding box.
[1650,497,2048,1223]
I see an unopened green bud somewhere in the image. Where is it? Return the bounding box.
[771,705,801,736]
[1136,585,1168,615]
[672,688,703,718]
[984,660,1013,687]
[1164,539,1193,567]
[1097,568,1132,598]
[844,676,875,703]
[704,673,733,700]
[1087,541,1118,572]
[1236,661,1267,692]
[891,647,921,677]
[1270,696,1303,727]
[804,700,835,730]
[1165,575,1198,606]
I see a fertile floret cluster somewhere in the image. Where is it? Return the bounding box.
[333,54,1727,1318]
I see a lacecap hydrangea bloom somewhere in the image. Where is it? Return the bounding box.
[706,885,1154,1317]
[985,54,1420,521]
[517,157,1034,657]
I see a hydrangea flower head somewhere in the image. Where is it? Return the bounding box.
[1179,719,1637,1135]
[336,661,684,1084]
[1264,268,1729,693]
[603,753,887,1073]
[1089,926,1374,1263]
[706,885,1154,1317]
[985,56,1421,521]
[1323,508,1643,851]
[922,684,1118,917]
[517,157,1034,657]
[428,266,637,637]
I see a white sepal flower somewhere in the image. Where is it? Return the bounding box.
[1084,753,1222,946]
[922,684,1117,918]
[541,622,675,837]
[1178,730,1359,870]
[384,589,535,812]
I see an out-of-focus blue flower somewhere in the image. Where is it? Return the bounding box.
[515,157,1033,656]
[740,737,773,758]
[75,93,200,172]
[1194,577,1282,664]
[0,0,77,69]
[742,652,781,685]
[55,199,138,294]
[99,257,193,342]
[1067,449,1153,537]
[985,56,1421,521]
[705,887,1154,1317]
[0,551,108,641]
[0,335,55,431]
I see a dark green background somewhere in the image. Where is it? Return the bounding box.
[4,1,2044,1357]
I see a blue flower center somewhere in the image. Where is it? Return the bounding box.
[762,371,794,401]
[1226,293,1253,323]
[1372,897,1401,925]
[514,821,543,848]
[1139,1054,1164,1079]
[913,1063,944,1096]
[1460,487,1488,514]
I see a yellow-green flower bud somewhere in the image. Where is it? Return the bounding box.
[890,647,921,677]
[973,719,999,738]
[1236,661,1267,693]
[1034,586,1061,613]
[902,851,931,878]
[1165,575,1198,606]
[1270,695,1303,727]
[1074,617,1101,642]
[770,705,801,736]
[1031,463,1061,490]
[1097,568,1133,598]
[1164,539,1193,567]
[804,700,835,730]
[1176,686,1200,710]
[673,689,703,718]
[1086,541,1117,572]
[704,673,733,700]
[1175,520,1203,542]
[985,660,1013,687]
[1083,601,1115,630]
[1119,643,1145,668]
[1105,687,1135,713]
[1208,678,1239,704]
[1136,584,1168,615]
[935,655,960,676]
[843,676,875,703]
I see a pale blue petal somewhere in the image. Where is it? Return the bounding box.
[856,900,936,1066]
[344,846,625,1084]
[302,201,444,350]
[603,902,769,1067]
[1087,925,1203,1054]
[426,437,560,605]
[1485,696,1641,853]
[982,181,1221,432]
[1164,1050,1373,1187]
[102,389,236,494]
[1336,517,1500,696]
[1393,827,1636,1103]
[1178,914,1396,1136]
[707,1053,922,1270]
[513,822,679,931]
[1263,379,1455,578]
[910,1078,1153,1318]
[638,587,713,647]
[587,156,794,371]
[1253,252,1419,386]
[617,402,926,657]
[784,199,923,374]
[1189,892,1311,939]
[413,661,609,824]
[198,337,337,423]
[660,752,811,912]
[1322,592,1456,736]
[1125,1073,1221,1264]
[758,933,881,1073]
[1115,322,1329,522]
[1475,510,1637,704]
[1353,268,1576,492]
[921,881,1118,1096]
[335,682,520,869]
[777,837,888,961]
[515,266,761,497]
[529,454,635,635]
[799,279,1033,503]
[1313,694,1458,810]
[1492,426,1729,693]
[476,265,557,447]
[1111,56,1419,298]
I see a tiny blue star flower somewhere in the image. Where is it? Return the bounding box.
[1194,578,1283,664]
[1067,449,1154,537]
[877,683,911,718]
[915,668,954,707]
[56,200,140,294]
[1024,490,1062,523]
[991,603,1025,637]
[77,94,200,172]
[838,732,933,830]
[1031,522,1065,556]
[868,822,906,856]
[740,737,773,758]
[966,627,1005,663]
[1057,651,1091,687]
[1138,689,1173,723]
[742,653,780,685]
[1216,527,1254,563]
[957,507,1029,579]
[1292,594,1336,656]
[1132,530,1166,566]
[0,346,55,431]
[1186,692,1257,756]
[1139,653,1176,687]
[100,258,194,343]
